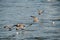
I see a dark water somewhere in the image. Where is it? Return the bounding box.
[0,0,60,40]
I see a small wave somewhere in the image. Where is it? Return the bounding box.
[50,19,60,21]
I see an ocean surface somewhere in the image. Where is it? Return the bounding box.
[0,0,60,40]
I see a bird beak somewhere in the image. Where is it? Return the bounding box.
[30,16,34,18]
[30,16,34,17]
[30,16,33,17]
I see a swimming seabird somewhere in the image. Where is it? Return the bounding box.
[13,24,25,30]
[4,25,12,31]
[38,10,44,15]
[30,16,39,22]
[29,16,39,25]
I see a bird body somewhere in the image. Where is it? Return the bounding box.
[31,16,39,22]
[33,17,39,22]
[4,25,12,31]
[14,24,25,30]
[38,10,44,15]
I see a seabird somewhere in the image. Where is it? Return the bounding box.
[38,10,44,15]
[30,16,39,22]
[13,24,25,30]
[4,25,12,31]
